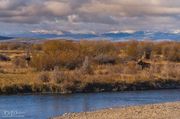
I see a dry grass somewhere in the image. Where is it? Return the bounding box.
[0,62,179,94]
[0,40,179,94]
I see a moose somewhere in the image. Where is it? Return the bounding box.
[137,59,151,70]
[24,49,31,67]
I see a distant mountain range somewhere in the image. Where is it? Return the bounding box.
[0,36,13,40]
[100,31,180,41]
[1,31,180,41]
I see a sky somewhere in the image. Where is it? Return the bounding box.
[0,0,180,35]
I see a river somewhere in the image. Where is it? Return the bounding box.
[0,89,180,119]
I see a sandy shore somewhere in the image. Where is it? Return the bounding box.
[52,102,180,119]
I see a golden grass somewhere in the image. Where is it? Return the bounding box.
[0,40,180,94]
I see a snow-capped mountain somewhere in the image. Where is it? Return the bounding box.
[2,31,180,41]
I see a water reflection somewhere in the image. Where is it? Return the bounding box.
[0,89,180,119]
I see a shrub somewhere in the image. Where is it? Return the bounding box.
[50,69,83,93]
[31,40,81,70]
[0,68,5,73]
[161,63,180,79]
[0,54,10,61]
[93,54,116,65]
[50,69,68,84]
[139,41,153,59]
[29,40,180,72]
[153,43,163,55]
[31,53,56,70]
[162,43,180,61]
[123,61,139,74]
[125,41,154,60]
[0,42,30,50]
[125,40,142,60]
[37,72,50,82]
[32,44,42,51]
[103,64,124,74]
[42,40,78,55]
[79,40,118,56]
[12,57,27,68]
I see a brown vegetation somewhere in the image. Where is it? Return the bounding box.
[0,40,179,94]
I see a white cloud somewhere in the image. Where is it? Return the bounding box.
[45,1,71,16]
[0,0,180,33]
[68,14,79,23]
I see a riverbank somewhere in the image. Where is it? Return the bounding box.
[52,102,180,119]
[0,71,180,94]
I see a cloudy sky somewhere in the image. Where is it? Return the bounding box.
[0,0,180,35]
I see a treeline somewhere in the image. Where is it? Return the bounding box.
[0,40,179,71]
[30,40,117,70]
[0,42,30,50]
[124,41,180,61]
[0,40,180,94]
[28,40,180,71]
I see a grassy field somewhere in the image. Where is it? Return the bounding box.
[0,40,179,94]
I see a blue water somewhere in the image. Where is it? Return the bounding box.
[0,89,180,119]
